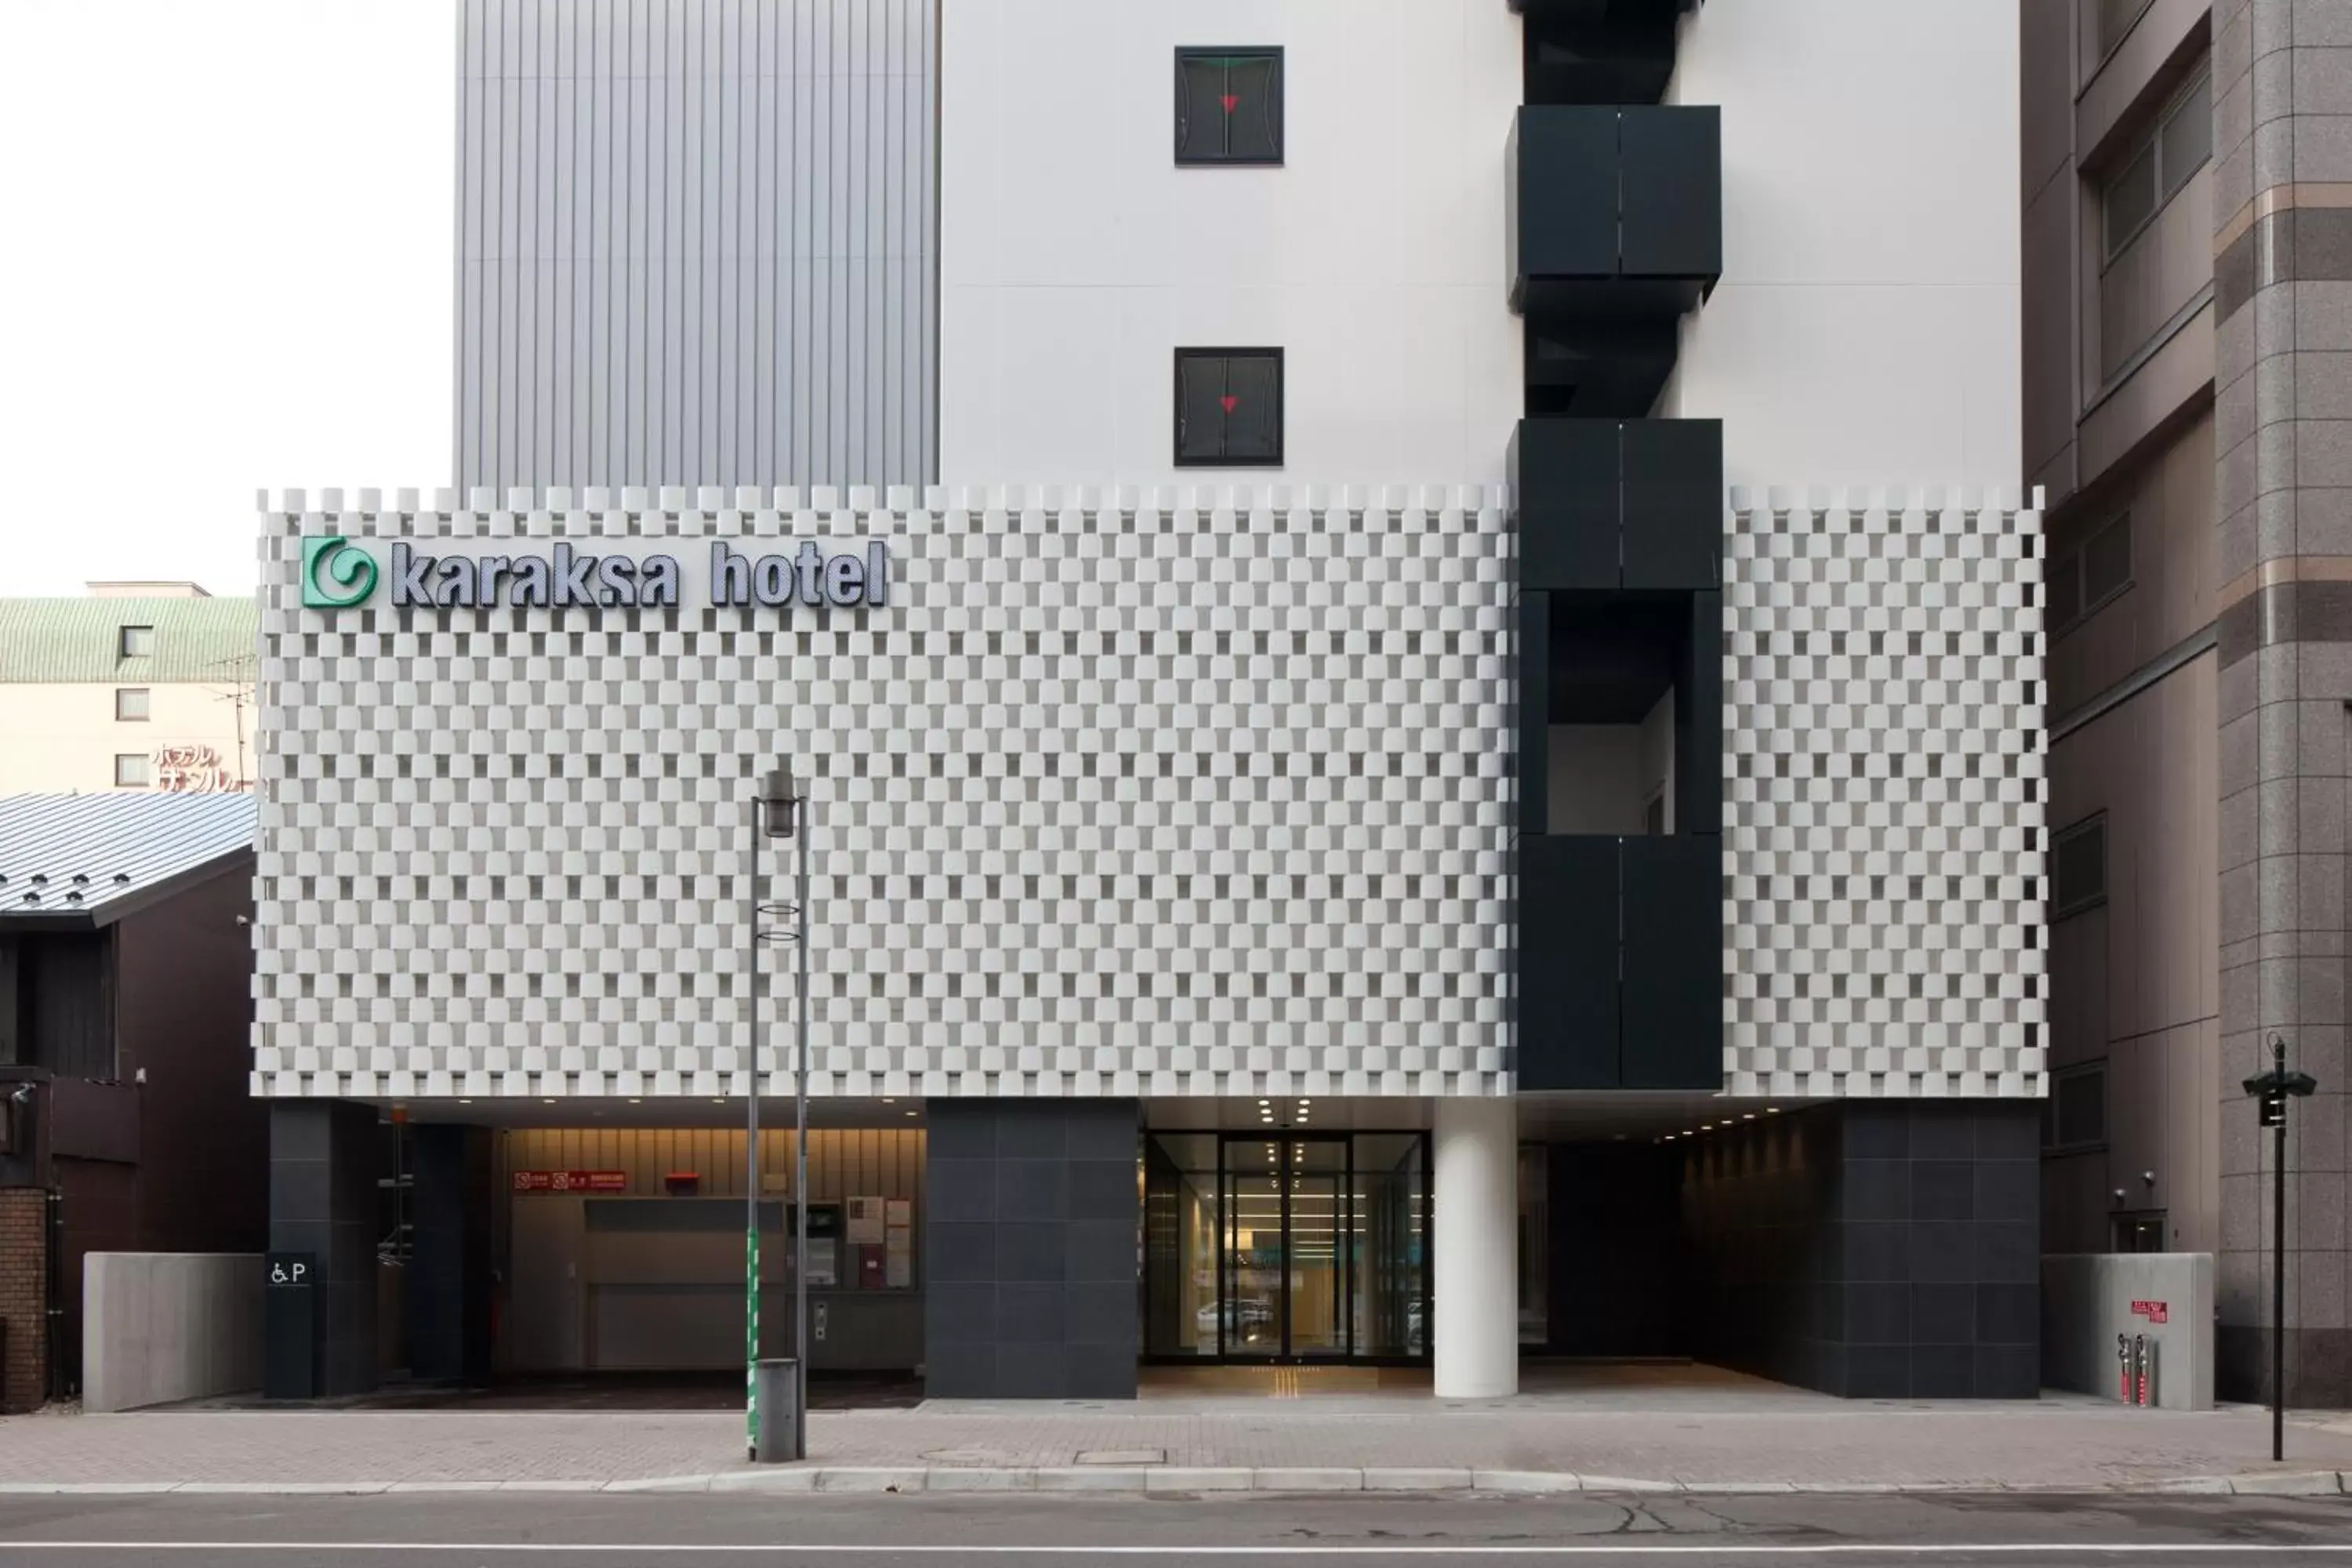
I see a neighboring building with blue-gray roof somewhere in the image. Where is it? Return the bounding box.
[0,791,263,1410]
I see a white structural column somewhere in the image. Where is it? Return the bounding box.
[1432,1097,1519,1398]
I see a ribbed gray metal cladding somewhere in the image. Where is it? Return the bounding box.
[456,0,938,491]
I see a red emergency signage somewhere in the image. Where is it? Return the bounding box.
[2130,1299,2169,1325]
[512,1170,628,1194]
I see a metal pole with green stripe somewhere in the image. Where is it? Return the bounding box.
[745,795,762,1461]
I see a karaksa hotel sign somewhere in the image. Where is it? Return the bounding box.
[299,535,891,613]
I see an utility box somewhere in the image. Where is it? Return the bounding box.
[2042,1253,2213,1410]
[753,1357,801,1463]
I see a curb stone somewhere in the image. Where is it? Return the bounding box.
[2225,1471,2344,1497]
[176,1481,390,1495]
[604,1473,716,1494]
[926,1468,1035,1493]
[1470,1469,1581,1494]
[0,1467,2342,1497]
[1034,1467,1152,1492]
[1365,1468,1475,1491]
[1256,1468,1363,1492]
[813,1467,927,1494]
[1145,1468,1252,1494]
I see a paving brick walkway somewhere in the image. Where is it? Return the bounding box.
[3,1385,2350,1492]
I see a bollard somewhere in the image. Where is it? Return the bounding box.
[2117,1333,2132,1403]
[2139,1337,2158,1409]
[753,1358,802,1463]
[2133,1334,2150,1408]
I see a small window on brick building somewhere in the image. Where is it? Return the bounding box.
[1174,348,1283,467]
[114,753,151,789]
[1175,48,1283,165]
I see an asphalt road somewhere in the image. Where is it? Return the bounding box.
[0,1491,2347,1564]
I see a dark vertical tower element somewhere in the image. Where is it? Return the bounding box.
[1506,0,1724,1091]
[265,1101,382,1397]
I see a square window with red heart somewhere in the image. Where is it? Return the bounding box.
[1175,47,1283,166]
[1174,348,1283,468]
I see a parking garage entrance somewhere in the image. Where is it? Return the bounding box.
[1141,1131,1428,1366]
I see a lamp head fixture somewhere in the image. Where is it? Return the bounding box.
[2244,1036,2319,1125]
[760,764,800,839]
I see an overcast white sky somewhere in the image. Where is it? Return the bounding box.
[0,2,450,596]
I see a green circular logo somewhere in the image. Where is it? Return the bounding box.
[302,536,379,609]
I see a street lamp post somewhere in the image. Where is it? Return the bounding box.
[746,764,809,1461]
[2242,1034,2318,1464]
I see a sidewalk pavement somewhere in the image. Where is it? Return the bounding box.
[4,1379,2352,1497]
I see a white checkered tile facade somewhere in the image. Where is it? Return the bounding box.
[252,483,1514,1102]
[1722,488,2047,1101]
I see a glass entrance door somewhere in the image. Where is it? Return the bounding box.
[1145,1131,1428,1365]
[1218,1134,1351,1361]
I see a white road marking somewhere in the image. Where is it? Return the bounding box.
[0,1545,2350,1557]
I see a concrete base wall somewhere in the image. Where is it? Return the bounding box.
[2042,1252,2214,1410]
[82,1252,263,1413]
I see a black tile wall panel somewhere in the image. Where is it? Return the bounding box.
[1621,418,1722,591]
[920,1098,1139,1399]
[1681,1102,2042,1399]
[1518,835,1623,1089]
[1511,421,1620,590]
[1619,835,1722,1089]
[265,1100,381,1399]
[1617,106,1722,280]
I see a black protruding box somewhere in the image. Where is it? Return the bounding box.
[1513,418,1722,594]
[1509,104,1721,318]
[1510,420,1619,590]
[1619,834,1722,1089]
[1517,836,1623,1090]
[1622,419,1722,591]
[1618,106,1722,281]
